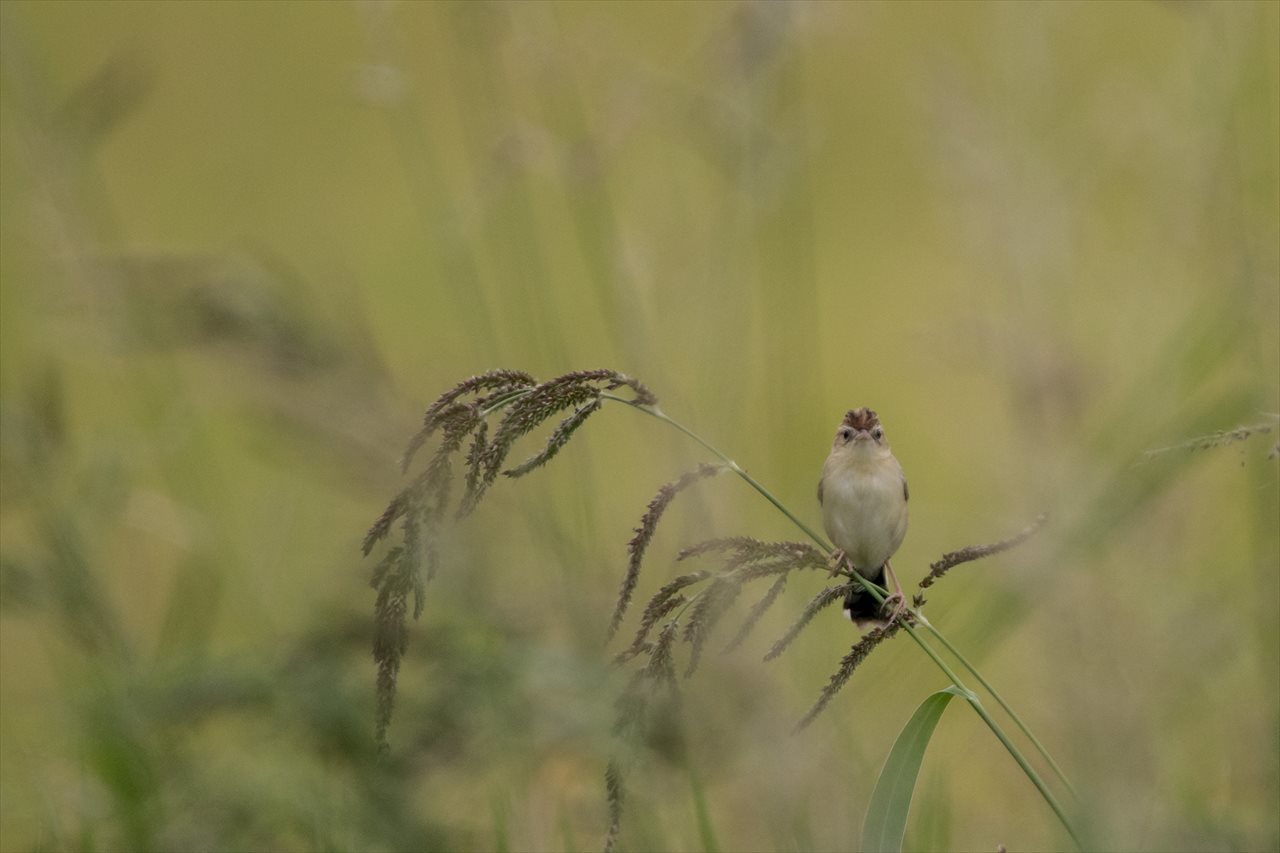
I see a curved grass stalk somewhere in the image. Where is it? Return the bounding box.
[601,395,831,548]
[597,393,1083,848]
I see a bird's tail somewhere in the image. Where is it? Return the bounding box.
[842,564,888,629]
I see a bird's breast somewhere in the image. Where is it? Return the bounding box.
[821,457,908,574]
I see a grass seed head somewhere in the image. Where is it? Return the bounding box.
[794,614,907,731]
[723,574,789,654]
[617,591,693,664]
[504,397,603,478]
[607,463,725,642]
[920,513,1048,590]
[764,582,855,662]
[677,537,826,572]
[603,761,624,853]
[681,576,744,677]
[402,369,535,473]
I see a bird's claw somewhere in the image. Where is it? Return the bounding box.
[828,549,848,577]
[879,592,906,621]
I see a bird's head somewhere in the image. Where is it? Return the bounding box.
[831,407,891,458]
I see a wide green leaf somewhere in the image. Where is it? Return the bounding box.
[861,687,967,853]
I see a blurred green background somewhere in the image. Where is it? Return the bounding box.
[2,1,1277,851]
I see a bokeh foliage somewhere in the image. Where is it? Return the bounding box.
[1,1,1277,851]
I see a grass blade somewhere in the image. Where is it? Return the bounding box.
[689,765,720,853]
[861,687,964,853]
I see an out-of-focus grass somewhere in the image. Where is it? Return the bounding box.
[1,1,1276,851]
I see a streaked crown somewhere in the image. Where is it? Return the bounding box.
[842,408,880,431]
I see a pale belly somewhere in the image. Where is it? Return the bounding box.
[821,465,908,576]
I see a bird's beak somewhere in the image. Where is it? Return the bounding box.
[853,430,871,442]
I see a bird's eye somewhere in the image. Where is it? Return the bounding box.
[871,427,884,440]
[839,428,852,441]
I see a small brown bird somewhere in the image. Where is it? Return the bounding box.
[817,408,909,627]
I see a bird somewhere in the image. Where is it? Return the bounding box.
[817,407,909,628]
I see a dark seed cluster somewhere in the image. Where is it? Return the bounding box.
[763,582,856,662]
[607,463,726,642]
[919,513,1048,590]
[603,761,624,853]
[363,369,656,751]
[794,613,909,732]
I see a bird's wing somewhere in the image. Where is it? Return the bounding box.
[902,475,909,502]
[817,477,824,505]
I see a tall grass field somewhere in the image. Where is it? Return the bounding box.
[1,2,1277,851]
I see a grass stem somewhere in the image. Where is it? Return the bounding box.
[599,395,832,549]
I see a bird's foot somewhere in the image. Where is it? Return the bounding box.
[878,591,907,622]
[828,549,849,577]
[879,560,908,622]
